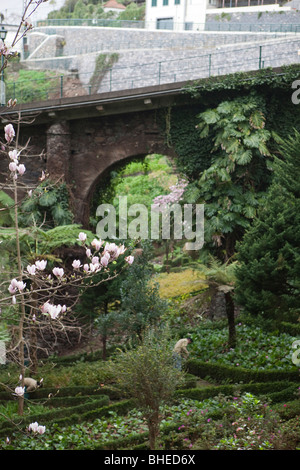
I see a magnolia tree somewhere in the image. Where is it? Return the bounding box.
[0,1,134,431]
[0,10,134,417]
[1,118,134,416]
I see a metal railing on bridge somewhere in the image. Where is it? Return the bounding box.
[4,43,300,105]
[35,18,300,34]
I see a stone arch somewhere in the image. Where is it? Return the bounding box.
[46,112,177,226]
[77,148,177,228]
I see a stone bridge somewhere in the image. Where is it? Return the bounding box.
[0,81,194,226]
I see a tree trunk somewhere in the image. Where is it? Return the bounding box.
[102,301,108,361]
[29,325,38,376]
[29,291,38,376]
[148,412,160,450]
[165,240,170,273]
[225,291,236,348]
[102,334,107,361]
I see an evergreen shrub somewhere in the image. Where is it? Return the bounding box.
[186,358,299,383]
[175,381,297,402]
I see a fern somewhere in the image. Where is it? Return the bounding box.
[39,191,58,207]
[39,224,95,251]
[0,191,15,226]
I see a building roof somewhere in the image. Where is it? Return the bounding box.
[103,0,126,10]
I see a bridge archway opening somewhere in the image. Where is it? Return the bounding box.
[87,152,180,240]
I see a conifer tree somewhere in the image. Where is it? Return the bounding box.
[235,130,300,320]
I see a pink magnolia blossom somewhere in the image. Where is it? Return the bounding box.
[12,295,16,305]
[41,301,66,319]
[26,264,37,275]
[72,260,81,269]
[9,149,19,161]
[28,422,45,434]
[8,279,26,293]
[105,242,119,257]
[35,260,47,271]
[17,164,26,176]
[9,161,17,172]
[91,238,103,251]
[14,386,25,397]
[4,124,15,143]
[37,425,46,435]
[103,251,110,260]
[52,267,64,277]
[28,422,39,433]
[86,248,91,258]
[16,280,26,291]
[8,284,16,294]
[125,255,134,265]
[10,279,18,288]
[100,256,109,267]
[78,232,87,242]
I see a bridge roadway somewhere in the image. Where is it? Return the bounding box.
[0,80,194,126]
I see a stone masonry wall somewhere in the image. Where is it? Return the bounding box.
[23,29,300,94]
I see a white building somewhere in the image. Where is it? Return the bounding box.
[103,0,126,16]
[145,0,207,31]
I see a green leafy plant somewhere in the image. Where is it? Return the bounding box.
[192,93,274,260]
[108,326,184,450]
[19,180,73,229]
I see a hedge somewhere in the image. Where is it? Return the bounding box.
[186,359,300,383]
[174,381,298,403]
[0,397,135,438]
[275,399,300,420]
[279,321,300,336]
[0,384,122,402]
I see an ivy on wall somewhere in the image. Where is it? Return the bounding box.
[157,64,300,181]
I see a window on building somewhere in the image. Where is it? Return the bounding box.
[152,0,157,5]
[163,0,169,5]
[175,0,180,4]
